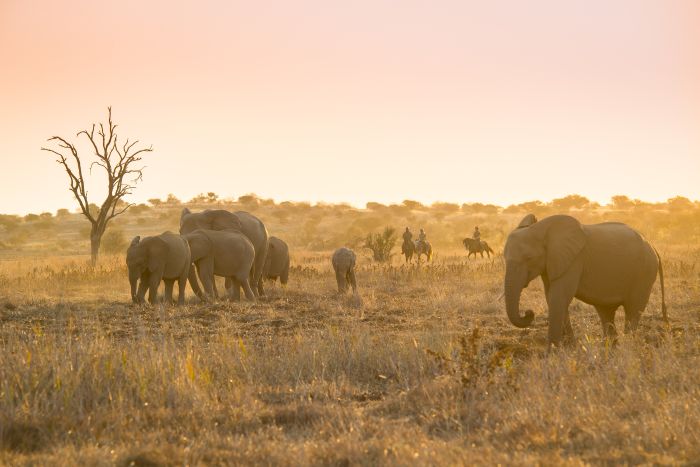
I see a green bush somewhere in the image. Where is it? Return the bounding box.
[364,227,397,262]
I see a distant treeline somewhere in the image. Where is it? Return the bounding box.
[1,193,699,255]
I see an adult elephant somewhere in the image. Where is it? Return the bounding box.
[503,214,667,346]
[180,208,269,296]
[183,229,256,301]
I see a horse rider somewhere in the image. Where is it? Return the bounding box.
[403,227,413,244]
[418,228,427,247]
[473,226,481,241]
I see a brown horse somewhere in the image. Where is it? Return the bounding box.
[462,237,494,258]
[415,240,432,262]
[401,238,415,262]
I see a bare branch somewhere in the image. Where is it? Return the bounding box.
[42,107,153,265]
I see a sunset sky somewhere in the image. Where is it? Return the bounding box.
[1,0,698,214]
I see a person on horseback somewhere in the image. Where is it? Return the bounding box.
[403,227,413,243]
[473,226,481,241]
[418,228,427,246]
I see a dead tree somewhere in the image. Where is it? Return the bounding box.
[42,107,153,265]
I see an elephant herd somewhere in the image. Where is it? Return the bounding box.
[126,209,668,347]
[127,209,290,305]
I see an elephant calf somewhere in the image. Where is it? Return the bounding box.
[126,232,191,305]
[262,236,290,290]
[504,214,667,346]
[184,229,256,302]
[332,247,357,294]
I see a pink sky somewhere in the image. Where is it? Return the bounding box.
[1,0,699,214]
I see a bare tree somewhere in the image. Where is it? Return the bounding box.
[42,107,153,265]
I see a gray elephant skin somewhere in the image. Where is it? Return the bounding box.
[126,231,191,305]
[184,229,257,301]
[180,208,269,296]
[503,214,667,345]
[332,247,357,294]
[263,236,290,287]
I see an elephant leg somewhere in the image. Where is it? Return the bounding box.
[335,269,346,293]
[347,269,357,294]
[623,306,642,333]
[163,279,175,305]
[595,305,618,339]
[240,277,256,301]
[256,274,265,296]
[228,277,241,301]
[212,279,220,299]
[562,310,575,344]
[545,271,580,346]
[177,272,188,305]
[147,272,162,305]
[135,274,149,304]
[197,261,215,299]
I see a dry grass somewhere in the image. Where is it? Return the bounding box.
[0,203,699,464]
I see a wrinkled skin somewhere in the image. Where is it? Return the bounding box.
[180,208,269,296]
[504,214,667,346]
[262,236,290,289]
[126,232,191,305]
[183,229,256,302]
[332,247,357,294]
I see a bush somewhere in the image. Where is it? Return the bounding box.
[364,227,397,262]
[101,229,128,254]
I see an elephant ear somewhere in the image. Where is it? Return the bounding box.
[545,216,587,280]
[517,214,538,229]
[146,237,170,272]
[180,208,191,228]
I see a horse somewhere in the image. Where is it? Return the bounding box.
[401,238,415,262]
[462,237,494,259]
[414,240,432,262]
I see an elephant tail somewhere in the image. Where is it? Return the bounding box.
[655,248,668,323]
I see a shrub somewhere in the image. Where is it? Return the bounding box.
[101,229,128,254]
[363,227,397,262]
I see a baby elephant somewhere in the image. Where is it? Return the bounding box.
[332,247,357,294]
[184,229,256,301]
[126,232,191,305]
[262,236,290,290]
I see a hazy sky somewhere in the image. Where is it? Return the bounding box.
[1,0,698,214]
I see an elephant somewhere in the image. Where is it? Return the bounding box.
[180,208,269,296]
[263,236,290,287]
[183,229,257,301]
[503,214,667,346]
[126,231,191,305]
[332,247,357,294]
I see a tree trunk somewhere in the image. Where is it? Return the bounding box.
[90,228,102,267]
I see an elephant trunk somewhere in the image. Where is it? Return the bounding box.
[129,273,139,304]
[504,262,535,328]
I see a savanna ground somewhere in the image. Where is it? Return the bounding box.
[1,196,699,465]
